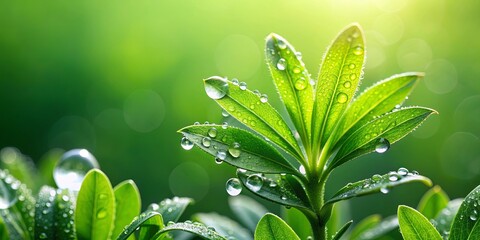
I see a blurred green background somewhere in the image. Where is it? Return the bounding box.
[1,0,479,223]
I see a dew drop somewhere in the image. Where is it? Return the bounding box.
[216,150,227,160]
[214,158,223,165]
[53,149,99,191]
[470,210,478,221]
[277,58,286,70]
[39,233,48,239]
[260,94,268,103]
[353,46,364,55]
[281,195,287,200]
[380,187,389,194]
[349,73,357,80]
[295,78,307,90]
[180,137,194,150]
[349,63,356,69]
[231,78,239,86]
[388,172,399,182]
[239,82,247,90]
[277,40,287,49]
[397,167,409,176]
[372,174,382,181]
[226,178,242,196]
[337,93,348,103]
[228,142,241,158]
[299,165,306,175]
[205,76,229,100]
[202,137,211,148]
[221,109,230,117]
[375,138,390,153]
[222,122,228,129]
[295,52,302,59]
[0,172,17,209]
[253,89,261,96]
[269,181,277,188]
[246,174,264,192]
[208,128,217,138]
[293,67,301,74]
[343,81,351,88]
[96,208,107,219]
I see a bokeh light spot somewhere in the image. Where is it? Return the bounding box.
[215,34,261,80]
[424,59,458,94]
[397,38,432,71]
[169,162,210,201]
[373,14,404,45]
[123,90,165,133]
[454,95,480,134]
[440,132,480,179]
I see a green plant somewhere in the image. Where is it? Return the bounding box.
[179,23,437,239]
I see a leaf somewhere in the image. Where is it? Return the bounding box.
[349,214,381,240]
[449,185,480,240]
[397,205,442,240]
[75,169,115,240]
[37,149,64,187]
[282,207,312,240]
[179,125,298,174]
[468,221,480,240]
[265,33,314,146]
[330,107,437,169]
[237,171,310,209]
[0,147,39,191]
[229,195,268,232]
[332,220,353,240]
[203,76,303,160]
[0,217,9,240]
[194,213,252,240]
[332,73,423,147]
[312,24,365,149]
[417,185,450,219]
[54,189,76,239]
[116,211,164,240]
[254,213,300,240]
[6,173,35,239]
[149,197,193,223]
[34,186,56,239]
[352,215,398,240]
[433,199,462,239]
[325,170,432,205]
[0,209,23,240]
[152,221,227,240]
[112,180,141,240]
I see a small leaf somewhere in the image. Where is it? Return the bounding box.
[116,211,164,240]
[312,24,365,149]
[325,170,432,205]
[332,220,353,240]
[353,215,398,240]
[204,77,303,160]
[194,213,252,240]
[449,185,480,240]
[75,169,115,240]
[229,195,268,232]
[153,221,227,240]
[34,186,56,239]
[282,207,312,240]
[112,180,141,240]
[149,197,193,223]
[237,171,310,209]
[54,189,76,239]
[254,213,300,240]
[349,214,381,240]
[433,199,462,239]
[266,33,314,146]
[417,185,450,219]
[330,107,437,169]
[180,125,298,174]
[398,205,442,240]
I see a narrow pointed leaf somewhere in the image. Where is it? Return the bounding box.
[266,33,314,145]
[398,205,442,240]
[229,195,267,232]
[34,186,56,239]
[204,77,302,160]
[353,215,398,240]
[433,199,462,239]
[237,171,310,209]
[332,220,353,240]
[449,185,480,240]
[330,107,437,169]
[152,221,227,240]
[332,73,423,147]
[180,125,298,174]
[282,208,312,240]
[194,213,252,240]
[149,197,193,223]
[254,213,300,240]
[112,180,141,240]
[312,24,365,148]
[75,169,115,240]
[325,170,432,205]
[349,214,381,240]
[417,185,449,219]
[116,211,164,240]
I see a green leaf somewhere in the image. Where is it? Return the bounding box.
[237,171,310,209]
[265,33,314,146]
[34,186,56,239]
[54,189,76,239]
[116,211,164,240]
[332,72,423,147]
[112,180,141,240]
[312,24,365,149]
[433,199,462,239]
[352,215,398,240]
[152,221,227,240]
[203,76,303,161]
[325,170,432,205]
[0,147,39,191]
[148,197,193,223]
[229,195,268,232]
[194,213,252,240]
[417,185,449,219]
[75,169,115,240]
[468,221,480,240]
[282,207,312,240]
[332,220,353,240]
[398,205,442,240]
[330,107,437,169]
[254,213,300,240]
[179,125,298,174]
[0,217,9,240]
[449,185,480,240]
[0,209,24,240]
[349,214,381,240]
[37,149,64,187]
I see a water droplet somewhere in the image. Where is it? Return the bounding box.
[53,149,99,191]
[293,67,301,74]
[349,73,357,80]
[181,137,194,150]
[397,167,409,176]
[226,178,242,196]
[205,76,229,100]
[372,174,382,181]
[96,208,107,219]
[295,52,302,59]
[215,158,223,164]
[202,137,211,148]
[216,150,227,160]
[337,93,348,103]
[237,168,247,173]
[349,63,355,69]
[277,58,286,70]
[221,109,230,117]
[253,89,261,96]
[281,195,287,200]
[260,94,268,103]
[246,174,263,192]
[380,187,389,194]
[194,121,200,125]
[299,165,306,175]
[375,138,390,153]
[239,82,247,90]
[411,170,419,175]
[295,78,307,90]
[0,173,17,209]
[208,128,217,138]
[388,172,399,181]
[228,142,241,158]
[269,181,277,188]
[353,46,364,55]
[343,81,351,88]
[277,40,287,49]
[39,233,48,239]
[221,122,228,129]
[231,78,239,85]
[470,210,478,221]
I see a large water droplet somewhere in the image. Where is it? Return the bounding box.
[343,81,351,88]
[397,167,409,176]
[295,78,307,90]
[239,82,247,90]
[226,178,242,196]
[96,208,107,219]
[337,93,348,103]
[181,137,194,150]
[221,109,229,117]
[246,174,263,192]
[380,187,389,194]
[208,128,217,138]
[277,58,286,70]
[277,40,287,49]
[353,46,364,55]
[53,149,99,191]
[260,94,268,103]
[372,174,382,181]
[204,76,229,100]
[0,172,17,209]
[388,172,399,182]
[216,150,227,160]
[375,138,390,153]
[202,137,212,148]
[470,210,478,221]
[231,78,239,86]
[228,142,241,158]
